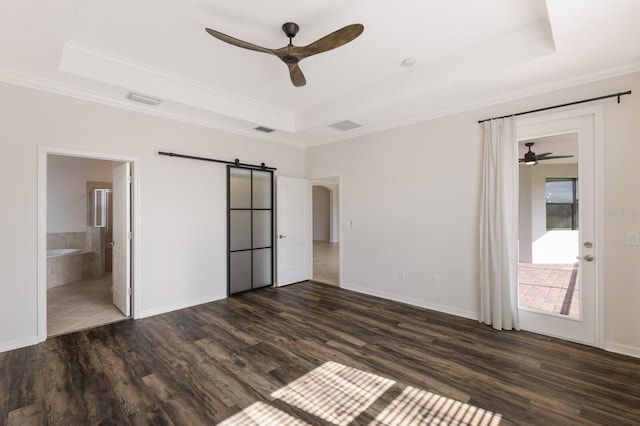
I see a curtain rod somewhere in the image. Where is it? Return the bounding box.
[158,151,277,171]
[478,90,632,124]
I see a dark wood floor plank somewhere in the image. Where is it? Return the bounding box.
[141,373,211,425]
[7,404,45,426]
[89,334,176,425]
[2,281,640,425]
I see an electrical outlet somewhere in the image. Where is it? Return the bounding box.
[399,270,406,279]
[432,275,439,286]
[627,232,639,246]
[209,271,215,279]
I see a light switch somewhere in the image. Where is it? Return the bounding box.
[627,232,639,246]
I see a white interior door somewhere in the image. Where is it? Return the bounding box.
[112,162,131,315]
[517,109,601,346]
[276,176,312,286]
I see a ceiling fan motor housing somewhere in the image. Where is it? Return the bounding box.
[282,22,300,39]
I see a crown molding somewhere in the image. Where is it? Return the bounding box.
[60,41,296,132]
[2,60,638,151]
[0,69,305,148]
[302,63,640,148]
[295,20,556,134]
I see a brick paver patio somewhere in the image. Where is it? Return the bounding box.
[518,262,580,318]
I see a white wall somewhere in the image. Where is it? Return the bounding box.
[2,72,639,356]
[307,113,484,319]
[306,72,640,355]
[313,186,330,241]
[0,81,304,351]
[47,155,113,233]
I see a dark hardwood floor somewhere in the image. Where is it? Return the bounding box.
[2,281,639,425]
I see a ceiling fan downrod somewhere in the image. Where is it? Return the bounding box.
[282,22,299,63]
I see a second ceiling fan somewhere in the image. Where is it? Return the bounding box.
[519,142,574,165]
[205,22,364,87]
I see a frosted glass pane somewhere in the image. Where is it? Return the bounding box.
[253,211,272,248]
[252,170,272,209]
[229,168,251,209]
[253,248,272,288]
[230,211,251,251]
[230,251,252,294]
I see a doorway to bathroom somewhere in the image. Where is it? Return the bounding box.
[39,149,136,338]
[311,177,340,286]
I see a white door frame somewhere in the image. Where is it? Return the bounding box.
[516,105,605,348]
[309,174,343,287]
[37,146,141,342]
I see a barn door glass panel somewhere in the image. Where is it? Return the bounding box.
[253,248,272,288]
[252,170,272,209]
[228,166,274,295]
[229,210,251,251]
[229,251,252,294]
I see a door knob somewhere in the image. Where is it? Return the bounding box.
[278,235,287,239]
[577,255,594,261]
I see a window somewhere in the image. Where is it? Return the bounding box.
[546,178,579,230]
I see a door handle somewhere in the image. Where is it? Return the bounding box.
[278,235,287,239]
[107,241,115,247]
[577,255,594,262]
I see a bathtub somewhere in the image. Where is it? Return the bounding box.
[47,248,84,258]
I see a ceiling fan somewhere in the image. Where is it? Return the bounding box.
[205,22,364,87]
[519,142,574,165]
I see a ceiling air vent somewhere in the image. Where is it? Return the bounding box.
[328,120,362,132]
[254,126,275,133]
[125,92,162,106]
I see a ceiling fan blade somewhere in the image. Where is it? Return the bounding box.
[535,152,554,159]
[293,24,364,59]
[287,63,306,87]
[538,155,574,161]
[205,28,275,55]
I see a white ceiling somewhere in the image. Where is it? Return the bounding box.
[1,0,640,147]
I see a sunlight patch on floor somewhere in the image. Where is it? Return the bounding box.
[372,386,502,425]
[218,401,308,426]
[220,361,502,425]
[271,361,395,425]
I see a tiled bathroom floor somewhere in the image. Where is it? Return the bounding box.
[47,274,128,337]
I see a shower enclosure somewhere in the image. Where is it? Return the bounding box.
[88,188,113,274]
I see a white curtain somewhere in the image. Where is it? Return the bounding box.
[479,117,519,331]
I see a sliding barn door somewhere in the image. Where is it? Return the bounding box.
[227,166,274,295]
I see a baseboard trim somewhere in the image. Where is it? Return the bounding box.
[139,293,226,319]
[605,341,640,359]
[0,335,40,353]
[341,282,479,321]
